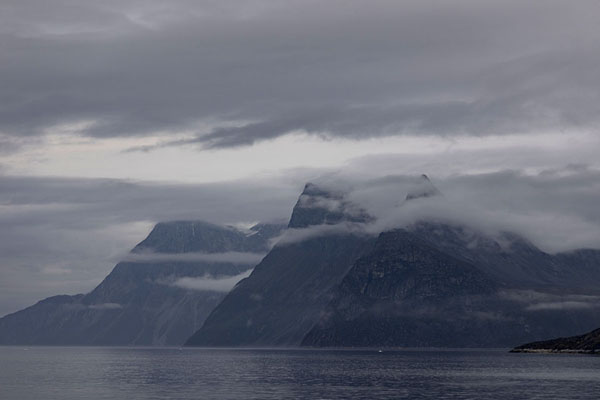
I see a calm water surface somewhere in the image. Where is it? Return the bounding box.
[0,347,598,399]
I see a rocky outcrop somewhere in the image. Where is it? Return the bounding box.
[511,328,600,354]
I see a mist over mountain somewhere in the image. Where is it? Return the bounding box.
[3,167,600,318]
[188,176,600,348]
[185,183,376,346]
[2,2,600,397]
[0,221,284,345]
[1,172,599,348]
[302,223,600,347]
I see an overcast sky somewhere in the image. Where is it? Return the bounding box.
[1,0,599,316]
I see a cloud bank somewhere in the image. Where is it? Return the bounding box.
[267,168,600,253]
[170,270,253,293]
[123,251,266,265]
[88,303,122,310]
[501,290,600,312]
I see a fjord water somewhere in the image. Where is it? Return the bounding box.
[0,347,598,400]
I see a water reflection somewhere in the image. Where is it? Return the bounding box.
[0,347,598,399]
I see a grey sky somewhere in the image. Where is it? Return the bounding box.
[1,0,599,315]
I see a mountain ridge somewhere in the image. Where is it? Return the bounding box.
[185,183,376,346]
[302,222,600,347]
[0,220,284,346]
[187,177,600,348]
[3,175,600,348]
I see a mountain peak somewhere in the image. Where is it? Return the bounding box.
[404,174,442,202]
[288,182,372,228]
[300,182,342,198]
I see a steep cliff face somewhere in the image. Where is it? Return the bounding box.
[302,229,504,347]
[185,183,375,346]
[407,222,600,289]
[188,179,600,348]
[302,225,600,348]
[0,221,284,346]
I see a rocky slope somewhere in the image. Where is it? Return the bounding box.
[187,179,600,348]
[185,183,376,346]
[302,225,600,347]
[0,221,283,346]
[301,178,600,348]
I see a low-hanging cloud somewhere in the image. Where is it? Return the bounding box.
[501,289,600,312]
[525,301,597,311]
[88,302,122,310]
[309,168,600,253]
[2,167,600,316]
[170,270,253,292]
[268,167,600,252]
[0,174,300,316]
[122,251,266,265]
[272,222,369,247]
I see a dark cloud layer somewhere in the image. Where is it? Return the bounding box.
[1,0,599,150]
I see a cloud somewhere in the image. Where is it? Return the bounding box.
[333,168,600,253]
[0,175,299,228]
[525,301,597,311]
[170,270,253,292]
[1,0,600,151]
[88,303,122,310]
[122,251,266,264]
[265,167,600,253]
[501,290,600,303]
[501,290,600,312]
[1,0,599,323]
[272,222,369,247]
[41,267,72,275]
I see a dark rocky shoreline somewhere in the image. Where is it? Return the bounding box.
[511,328,600,354]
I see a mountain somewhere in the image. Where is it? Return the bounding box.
[187,178,600,348]
[511,328,600,354]
[5,176,599,348]
[406,222,600,289]
[185,183,376,346]
[302,222,600,347]
[0,221,284,346]
[301,176,600,348]
[302,228,501,347]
